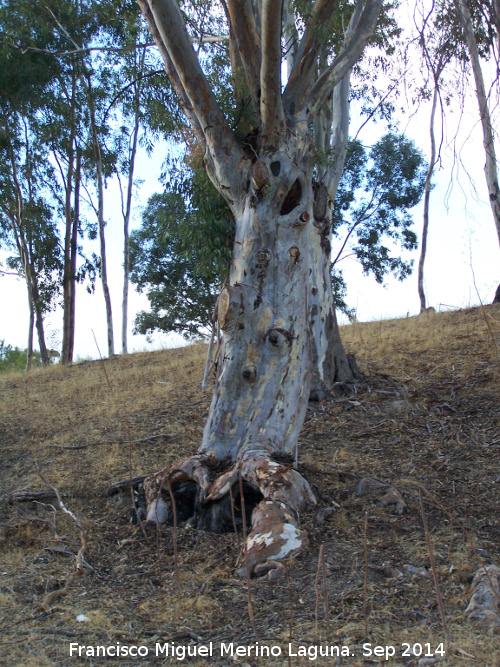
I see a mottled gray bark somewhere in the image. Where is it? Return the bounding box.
[137,0,382,576]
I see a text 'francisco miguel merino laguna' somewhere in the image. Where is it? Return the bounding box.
[69,641,354,660]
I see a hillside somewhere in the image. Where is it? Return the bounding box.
[1,305,499,666]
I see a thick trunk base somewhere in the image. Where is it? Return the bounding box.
[140,453,316,576]
[309,352,364,401]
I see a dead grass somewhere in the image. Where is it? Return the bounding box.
[0,306,499,666]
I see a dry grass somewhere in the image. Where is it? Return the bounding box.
[1,306,499,666]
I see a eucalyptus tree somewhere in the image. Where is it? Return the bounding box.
[413,1,455,311]
[130,167,233,340]
[454,0,500,253]
[0,2,62,368]
[133,0,387,576]
[27,0,101,364]
[112,21,181,355]
[0,119,61,368]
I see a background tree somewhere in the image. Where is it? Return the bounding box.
[0,2,62,368]
[130,166,233,339]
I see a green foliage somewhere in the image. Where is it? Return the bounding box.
[0,339,59,372]
[332,133,427,285]
[130,165,233,339]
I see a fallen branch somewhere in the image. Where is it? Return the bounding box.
[51,433,181,450]
[2,489,57,504]
[105,475,147,496]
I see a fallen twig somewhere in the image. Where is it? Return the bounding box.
[51,433,181,450]
[363,512,369,638]
[165,476,180,595]
[419,487,450,651]
[34,461,87,610]
[2,490,57,504]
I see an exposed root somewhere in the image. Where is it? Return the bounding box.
[141,453,316,575]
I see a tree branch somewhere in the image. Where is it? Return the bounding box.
[139,0,244,194]
[307,0,383,117]
[136,0,204,142]
[260,0,285,146]
[323,71,351,201]
[284,0,340,114]
[225,0,262,112]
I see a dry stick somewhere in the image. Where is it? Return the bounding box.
[363,512,369,638]
[34,461,86,610]
[238,468,259,641]
[419,487,450,652]
[321,544,330,636]
[228,485,238,535]
[285,563,294,667]
[420,486,500,604]
[314,547,322,637]
[50,433,180,450]
[165,476,181,595]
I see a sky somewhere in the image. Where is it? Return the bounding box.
[1,7,499,359]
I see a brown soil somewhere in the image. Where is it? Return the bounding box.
[0,305,499,667]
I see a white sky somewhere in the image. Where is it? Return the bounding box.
[1,9,499,359]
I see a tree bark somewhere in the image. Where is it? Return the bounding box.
[145,144,318,573]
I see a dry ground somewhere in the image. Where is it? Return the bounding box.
[1,305,499,667]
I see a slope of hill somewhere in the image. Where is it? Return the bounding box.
[1,305,499,666]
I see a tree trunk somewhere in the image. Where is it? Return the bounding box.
[308,183,362,401]
[88,76,115,358]
[144,145,319,575]
[32,281,50,366]
[418,82,439,312]
[456,0,500,251]
[61,72,78,365]
[97,154,115,358]
[26,284,34,372]
[68,149,81,363]
[121,100,140,356]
